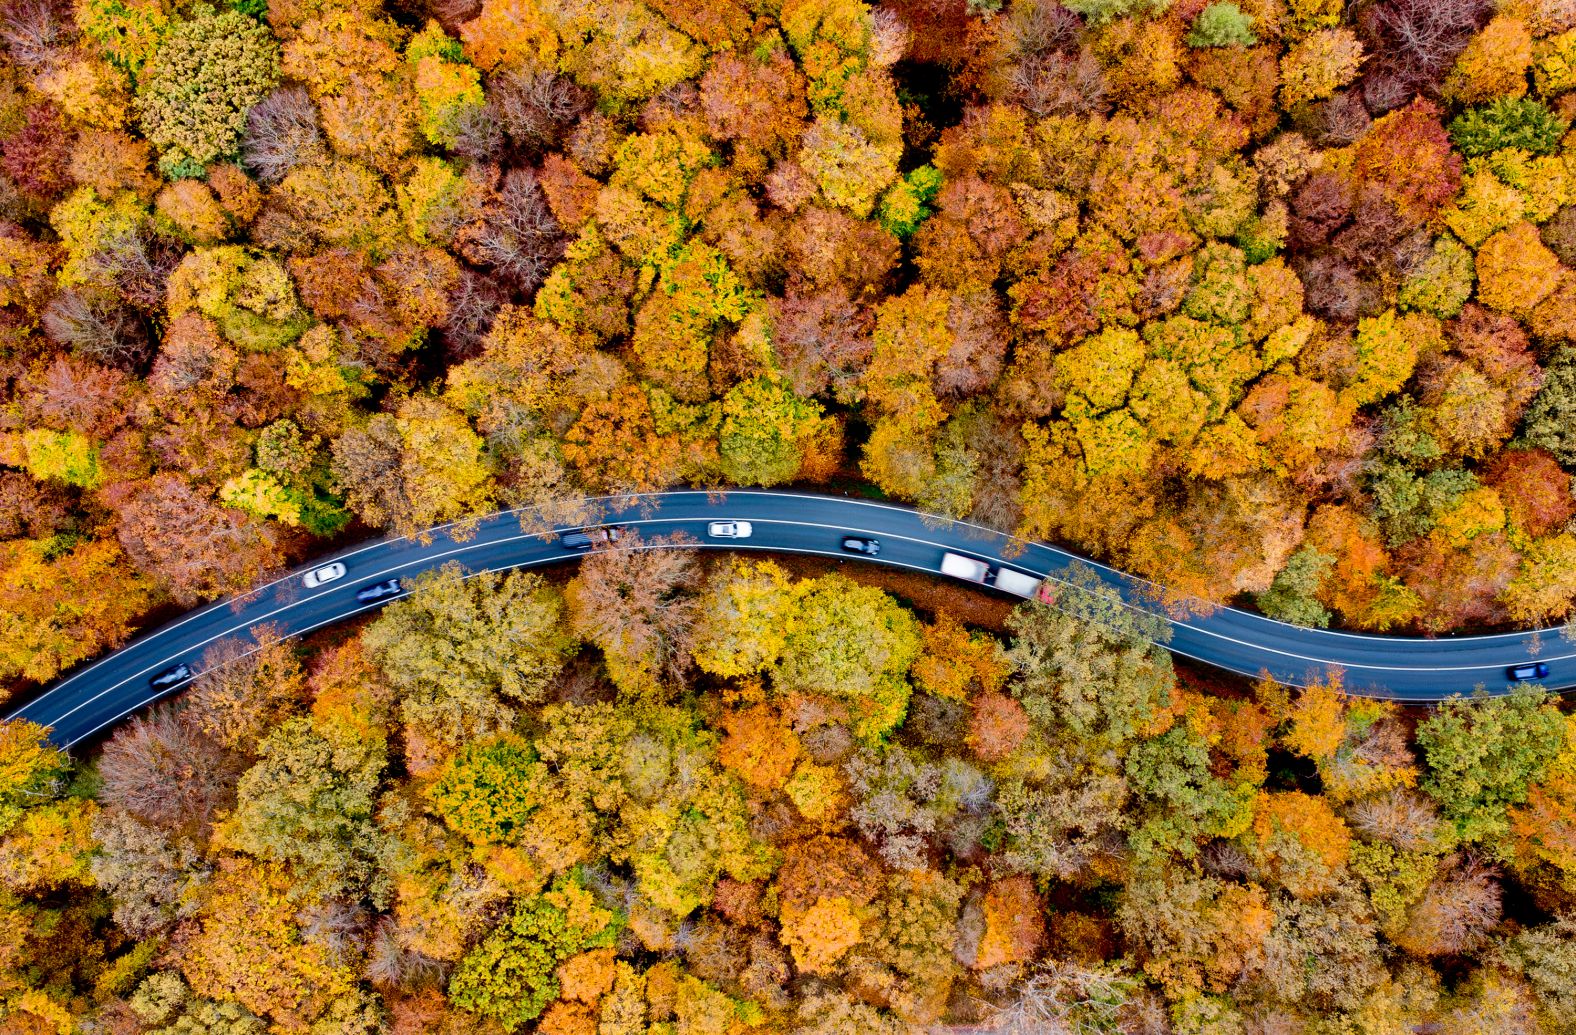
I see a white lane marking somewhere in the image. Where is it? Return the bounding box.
[652,490,1554,645]
[57,540,1251,746]
[34,487,1552,706]
[38,512,1562,747]
[18,527,564,728]
[33,492,650,697]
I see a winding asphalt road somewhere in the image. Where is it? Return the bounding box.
[8,490,1568,749]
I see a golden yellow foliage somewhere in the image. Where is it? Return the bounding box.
[781,896,863,974]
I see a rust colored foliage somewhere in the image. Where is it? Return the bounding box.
[966,692,1029,763]
[1482,449,1575,538]
[1,104,73,201]
[717,704,801,791]
[974,875,1046,970]
[106,475,284,606]
[1350,101,1463,223]
[561,385,684,494]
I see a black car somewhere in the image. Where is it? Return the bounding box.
[841,537,880,556]
[1509,662,1550,682]
[148,663,193,691]
[560,526,624,550]
[355,578,406,604]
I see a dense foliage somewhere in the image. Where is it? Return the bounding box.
[5,552,1576,1031]
[1,0,1575,701]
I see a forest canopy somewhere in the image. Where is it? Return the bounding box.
[3,0,1576,1027]
[6,550,1576,1032]
[1,0,1576,697]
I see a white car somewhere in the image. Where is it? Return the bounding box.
[303,562,347,588]
[707,520,753,538]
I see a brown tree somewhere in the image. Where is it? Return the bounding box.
[185,626,308,752]
[107,475,284,605]
[564,534,703,695]
[98,706,242,835]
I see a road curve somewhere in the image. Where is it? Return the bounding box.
[8,490,1568,749]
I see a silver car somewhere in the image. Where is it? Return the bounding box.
[302,561,346,588]
[707,520,753,538]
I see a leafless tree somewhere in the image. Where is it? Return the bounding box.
[364,917,450,991]
[440,269,508,361]
[492,69,591,155]
[1358,0,1492,112]
[1398,855,1503,956]
[41,288,152,370]
[97,706,242,834]
[565,533,703,691]
[976,959,1159,1035]
[1541,205,1576,266]
[85,229,185,311]
[299,899,372,967]
[938,290,1008,399]
[769,289,874,404]
[995,0,1082,62]
[89,808,210,937]
[1200,839,1253,879]
[0,0,70,69]
[998,49,1110,118]
[240,86,326,185]
[448,101,506,164]
[458,167,564,295]
[387,0,479,31]
[1296,255,1379,322]
[640,81,700,133]
[1312,91,1373,148]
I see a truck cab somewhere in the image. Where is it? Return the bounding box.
[991,565,1059,604]
[940,553,1058,604]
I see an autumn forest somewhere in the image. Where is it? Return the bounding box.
[3,0,1576,1027]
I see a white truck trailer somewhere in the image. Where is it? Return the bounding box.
[939,553,1057,604]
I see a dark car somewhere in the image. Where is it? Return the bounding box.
[841,537,880,556]
[355,578,406,604]
[560,526,624,550]
[148,663,193,691]
[1509,662,1550,682]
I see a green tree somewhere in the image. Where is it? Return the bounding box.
[718,377,833,487]
[1125,722,1254,859]
[878,165,943,239]
[1417,688,1566,849]
[1063,0,1171,25]
[135,7,280,175]
[129,972,269,1035]
[218,714,386,901]
[449,874,622,1031]
[1523,348,1576,464]
[1257,547,1335,628]
[1004,565,1172,750]
[1449,98,1569,157]
[428,735,551,846]
[1187,3,1256,47]
[407,22,484,149]
[1368,463,1478,545]
[19,429,103,489]
[363,564,576,745]
[774,574,922,744]
[0,720,68,834]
